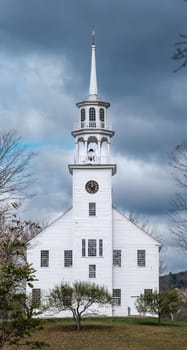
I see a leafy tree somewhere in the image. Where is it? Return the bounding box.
[0,211,46,349]
[0,130,44,348]
[162,289,182,321]
[48,281,112,331]
[136,289,181,323]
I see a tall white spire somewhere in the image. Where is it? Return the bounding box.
[89,29,98,96]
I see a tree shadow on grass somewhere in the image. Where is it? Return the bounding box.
[131,318,184,327]
[46,323,114,333]
[44,317,185,332]
[50,324,114,333]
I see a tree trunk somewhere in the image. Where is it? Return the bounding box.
[76,315,81,332]
[158,312,161,324]
[0,327,8,350]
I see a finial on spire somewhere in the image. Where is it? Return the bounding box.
[92,27,95,45]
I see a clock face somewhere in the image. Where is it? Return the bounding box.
[85,180,99,194]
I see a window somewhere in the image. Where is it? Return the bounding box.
[32,289,41,307]
[113,250,121,267]
[89,107,96,121]
[64,250,72,267]
[89,202,96,216]
[81,108,85,121]
[144,289,152,305]
[40,250,49,267]
[82,239,86,257]
[89,264,96,278]
[88,239,97,256]
[137,250,146,267]
[99,239,103,257]
[112,289,121,306]
[99,108,104,121]
[82,239,103,257]
[144,289,152,296]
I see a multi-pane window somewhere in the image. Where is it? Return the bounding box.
[137,250,146,267]
[64,250,72,267]
[82,239,86,257]
[32,289,41,307]
[113,250,121,267]
[144,289,152,305]
[82,239,103,257]
[99,239,103,257]
[112,289,121,306]
[81,108,85,121]
[81,109,86,128]
[40,250,49,267]
[88,239,97,256]
[89,107,96,121]
[99,108,104,121]
[89,264,96,278]
[89,202,96,216]
[144,289,152,296]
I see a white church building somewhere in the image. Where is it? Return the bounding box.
[27,35,160,317]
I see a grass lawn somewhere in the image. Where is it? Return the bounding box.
[27,317,187,350]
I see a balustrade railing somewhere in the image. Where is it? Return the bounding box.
[74,121,112,130]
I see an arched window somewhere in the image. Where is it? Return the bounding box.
[81,109,85,121]
[99,108,104,121]
[99,108,105,128]
[81,109,85,128]
[89,108,96,121]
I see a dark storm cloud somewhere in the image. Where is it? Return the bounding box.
[0,0,186,99]
[0,0,185,170]
[112,78,187,162]
[0,1,185,67]
[0,0,183,163]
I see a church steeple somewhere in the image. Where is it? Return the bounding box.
[69,33,116,175]
[89,29,98,96]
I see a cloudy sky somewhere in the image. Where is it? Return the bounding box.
[0,0,187,273]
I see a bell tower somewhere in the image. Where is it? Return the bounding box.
[68,32,116,304]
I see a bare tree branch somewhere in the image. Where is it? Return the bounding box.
[169,144,187,252]
[0,203,41,264]
[0,130,35,201]
[173,33,187,72]
[173,0,187,72]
